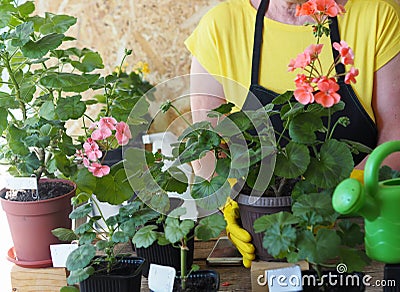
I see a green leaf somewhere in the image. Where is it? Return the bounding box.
[165,217,195,244]
[339,247,371,272]
[191,176,231,211]
[96,240,109,250]
[297,229,341,264]
[55,95,86,120]
[52,228,78,242]
[195,214,226,241]
[132,225,158,248]
[17,1,35,17]
[156,166,188,194]
[21,33,64,59]
[69,203,93,219]
[272,91,294,105]
[75,222,92,235]
[7,126,29,156]
[39,101,56,120]
[40,72,100,92]
[262,224,297,258]
[254,212,298,233]
[289,112,324,144]
[208,102,235,115]
[94,169,134,205]
[66,244,96,271]
[293,192,338,226]
[79,232,96,245]
[0,108,8,135]
[112,231,129,243]
[337,220,364,247]
[274,142,310,178]
[0,5,16,29]
[304,139,354,188]
[71,51,104,72]
[74,168,97,194]
[0,92,19,108]
[10,21,34,47]
[67,266,94,285]
[60,286,80,292]
[40,13,77,34]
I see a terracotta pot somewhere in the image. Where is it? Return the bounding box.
[237,193,291,260]
[0,179,76,267]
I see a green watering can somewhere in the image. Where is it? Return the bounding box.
[333,140,400,263]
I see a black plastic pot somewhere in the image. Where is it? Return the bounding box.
[302,270,365,292]
[173,270,220,292]
[237,193,292,260]
[79,257,145,292]
[135,227,194,278]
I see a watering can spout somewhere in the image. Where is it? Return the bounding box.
[332,178,379,221]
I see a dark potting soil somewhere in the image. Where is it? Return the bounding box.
[173,272,219,292]
[240,177,300,197]
[2,181,74,202]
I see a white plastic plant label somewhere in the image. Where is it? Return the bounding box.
[148,264,176,292]
[267,265,303,292]
[6,176,37,190]
[50,244,78,268]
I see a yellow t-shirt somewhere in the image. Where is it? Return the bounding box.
[185,0,400,120]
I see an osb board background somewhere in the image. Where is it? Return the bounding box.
[34,0,223,134]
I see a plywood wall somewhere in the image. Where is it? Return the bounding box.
[34,0,222,84]
[34,0,223,133]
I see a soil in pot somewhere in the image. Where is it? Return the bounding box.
[2,181,74,202]
[80,256,145,292]
[173,270,219,292]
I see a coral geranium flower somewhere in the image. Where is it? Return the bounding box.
[345,67,359,84]
[314,77,341,107]
[333,41,355,65]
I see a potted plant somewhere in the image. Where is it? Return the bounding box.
[53,195,157,292]
[0,1,104,267]
[76,49,154,228]
[132,206,225,291]
[155,1,373,286]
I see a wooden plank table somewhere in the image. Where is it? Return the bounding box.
[139,238,390,292]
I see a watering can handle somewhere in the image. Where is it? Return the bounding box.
[364,140,400,196]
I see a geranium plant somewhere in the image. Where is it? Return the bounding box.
[132,207,226,290]
[0,1,104,181]
[157,0,371,275]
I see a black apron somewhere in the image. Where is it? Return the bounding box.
[242,0,377,165]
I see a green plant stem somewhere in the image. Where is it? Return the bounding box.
[325,107,331,141]
[180,242,188,290]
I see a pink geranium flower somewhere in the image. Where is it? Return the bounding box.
[115,122,132,145]
[314,77,341,107]
[88,163,110,178]
[99,117,117,130]
[91,127,112,140]
[83,138,102,161]
[345,67,359,84]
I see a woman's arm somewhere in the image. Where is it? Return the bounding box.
[189,57,226,179]
[368,52,400,171]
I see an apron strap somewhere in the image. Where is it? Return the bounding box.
[251,0,269,85]
[328,16,346,82]
[251,4,346,85]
